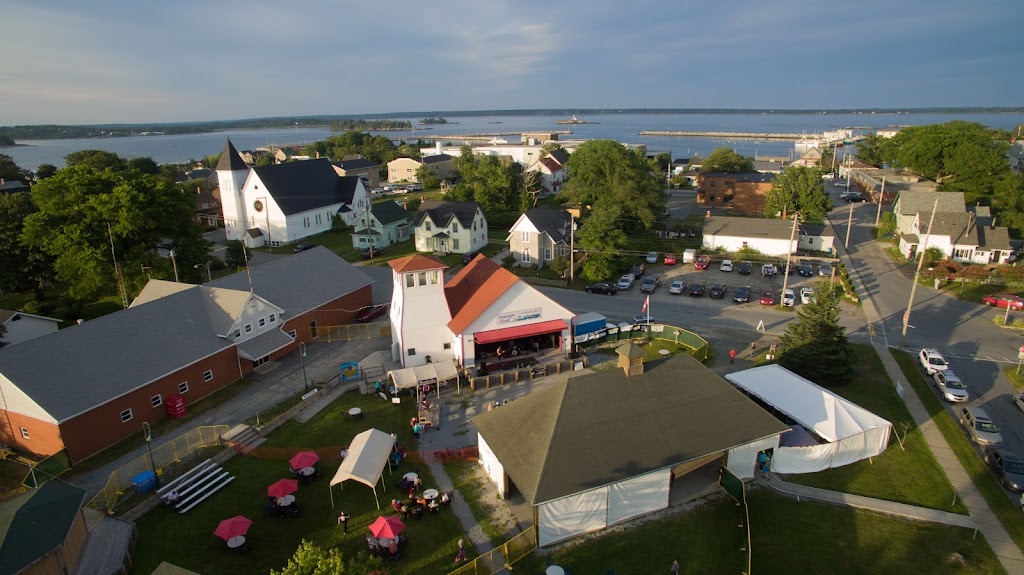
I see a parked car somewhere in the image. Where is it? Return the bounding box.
[668,279,686,295]
[959,406,1004,446]
[407,183,424,192]
[982,294,1024,310]
[738,261,753,275]
[983,447,1024,491]
[844,194,869,203]
[798,262,814,277]
[799,287,815,305]
[461,251,480,264]
[293,242,315,253]
[709,283,727,299]
[839,190,860,200]
[616,274,636,291]
[780,263,798,276]
[694,255,710,270]
[361,246,384,258]
[761,263,777,278]
[759,287,775,305]
[818,263,833,277]
[630,262,647,278]
[355,304,388,323]
[719,260,734,272]
[932,370,969,403]
[664,253,677,265]
[688,283,706,297]
[782,288,796,307]
[640,274,661,293]
[371,187,384,194]
[585,282,618,295]
[629,315,657,326]
[733,286,751,303]
[646,251,659,264]
[919,348,949,375]
[1014,393,1024,413]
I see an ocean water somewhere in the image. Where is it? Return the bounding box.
[4,111,1022,170]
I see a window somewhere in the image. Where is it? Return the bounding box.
[429,270,439,285]
[407,348,416,356]
[20,427,28,440]
[269,313,276,323]
[443,342,451,350]
[452,222,459,232]
[418,272,426,286]
[522,249,531,263]
[259,318,266,327]
[303,217,310,228]
[178,381,189,394]
[203,369,213,382]
[473,221,477,231]
[233,328,241,338]
[151,394,163,408]
[426,222,432,231]
[245,324,253,333]
[406,273,415,288]
[453,239,460,250]
[289,330,297,339]
[544,248,552,260]
[521,231,530,242]
[120,409,133,423]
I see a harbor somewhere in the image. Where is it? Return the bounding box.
[640,130,811,139]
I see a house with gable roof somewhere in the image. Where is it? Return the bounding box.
[0,247,372,463]
[0,480,90,575]
[505,206,573,268]
[333,156,380,189]
[525,152,568,197]
[216,140,370,248]
[413,200,487,255]
[387,154,455,183]
[351,201,413,250]
[894,190,1012,263]
[0,309,61,346]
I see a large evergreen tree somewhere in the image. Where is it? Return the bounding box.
[778,280,855,385]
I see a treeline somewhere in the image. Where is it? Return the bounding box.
[328,119,412,131]
[0,118,413,141]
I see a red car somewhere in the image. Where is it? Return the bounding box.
[982,294,1024,310]
[356,304,388,322]
[694,255,710,270]
[759,287,775,305]
[664,253,677,265]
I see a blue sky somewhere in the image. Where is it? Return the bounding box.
[1,0,1022,125]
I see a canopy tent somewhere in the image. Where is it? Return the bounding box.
[725,364,892,475]
[387,359,461,398]
[329,428,395,509]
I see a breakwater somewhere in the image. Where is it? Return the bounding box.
[639,130,811,140]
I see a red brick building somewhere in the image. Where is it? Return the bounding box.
[697,172,776,214]
[0,247,372,464]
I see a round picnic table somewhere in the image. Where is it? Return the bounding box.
[546,566,565,575]
[277,494,295,507]
[348,407,362,418]
[227,535,246,549]
[299,467,315,477]
[403,472,418,481]
[423,488,439,500]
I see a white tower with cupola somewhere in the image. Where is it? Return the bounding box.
[388,254,453,367]
[216,139,251,241]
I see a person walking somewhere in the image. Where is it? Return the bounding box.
[412,422,421,439]
[729,348,736,363]
[750,341,756,357]
[671,559,680,574]
[454,538,467,563]
[337,511,350,533]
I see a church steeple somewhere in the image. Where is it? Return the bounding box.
[216,139,252,242]
[216,139,248,171]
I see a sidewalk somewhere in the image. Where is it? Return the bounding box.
[830,221,1024,573]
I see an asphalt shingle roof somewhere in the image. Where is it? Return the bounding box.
[524,206,572,244]
[703,216,793,240]
[919,212,978,245]
[252,159,361,216]
[0,481,85,574]
[471,354,788,505]
[215,139,248,172]
[977,225,1012,251]
[414,200,481,228]
[894,190,965,217]
[334,158,377,170]
[370,201,412,226]
[422,153,452,165]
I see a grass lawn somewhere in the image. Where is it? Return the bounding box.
[931,279,1024,305]
[0,291,124,328]
[890,349,1024,550]
[441,459,506,549]
[512,491,999,575]
[785,345,967,514]
[133,392,467,574]
[1004,365,1024,389]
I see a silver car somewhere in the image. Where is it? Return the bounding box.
[959,406,1004,446]
[668,279,685,295]
[932,370,969,403]
[616,274,635,291]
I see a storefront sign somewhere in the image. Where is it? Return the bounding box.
[573,329,608,344]
[496,307,542,325]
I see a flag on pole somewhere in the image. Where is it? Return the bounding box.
[641,295,649,313]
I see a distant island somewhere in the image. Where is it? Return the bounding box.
[555,115,598,125]
[0,118,412,141]
[419,117,451,125]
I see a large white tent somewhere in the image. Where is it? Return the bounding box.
[329,428,395,509]
[387,360,460,396]
[725,364,892,476]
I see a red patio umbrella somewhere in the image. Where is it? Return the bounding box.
[214,515,253,541]
[289,450,320,470]
[368,515,406,540]
[267,478,299,498]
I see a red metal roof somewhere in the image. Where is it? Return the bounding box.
[388,254,447,273]
[474,319,569,344]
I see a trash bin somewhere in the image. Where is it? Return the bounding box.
[131,470,157,494]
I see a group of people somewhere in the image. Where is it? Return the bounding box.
[366,533,407,560]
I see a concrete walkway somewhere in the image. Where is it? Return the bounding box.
[830,223,1024,574]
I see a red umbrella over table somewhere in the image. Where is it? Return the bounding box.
[214,515,253,541]
[368,515,406,540]
[267,478,299,498]
[289,450,320,469]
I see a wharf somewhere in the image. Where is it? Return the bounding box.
[640,130,809,139]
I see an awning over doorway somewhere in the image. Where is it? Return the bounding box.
[474,319,568,345]
[236,329,294,360]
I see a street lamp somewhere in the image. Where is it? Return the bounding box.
[143,422,160,488]
[299,342,309,393]
[194,262,211,283]
[169,249,179,282]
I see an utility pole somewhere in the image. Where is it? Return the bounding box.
[108,223,129,308]
[169,249,179,282]
[874,176,886,228]
[780,211,800,306]
[299,342,309,393]
[845,200,854,249]
[900,197,940,349]
[364,202,375,260]
[569,215,576,284]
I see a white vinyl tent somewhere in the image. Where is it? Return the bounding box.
[387,359,461,398]
[329,428,395,508]
[725,364,892,476]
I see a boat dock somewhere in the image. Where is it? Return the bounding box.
[415,131,573,141]
[639,130,809,140]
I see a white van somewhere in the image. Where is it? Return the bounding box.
[682,249,696,264]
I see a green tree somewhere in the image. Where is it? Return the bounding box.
[778,280,855,385]
[0,191,50,294]
[853,133,892,167]
[577,205,627,282]
[64,149,125,171]
[562,140,664,233]
[992,173,1024,238]
[225,240,248,269]
[0,153,29,182]
[270,540,382,575]
[762,167,832,222]
[35,163,58,180]
[415,164,440,189]
[451,148,525,211]
[876,211,897,239]
[701,147,755,173]
[549,254,569,278]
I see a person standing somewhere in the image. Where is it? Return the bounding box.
[413,422,421,439]
[671,559,680,574]
[337,511,350,533]
[454,538,467,563]
[729,348,736,363]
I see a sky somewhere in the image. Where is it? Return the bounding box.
[1,0,1022,125]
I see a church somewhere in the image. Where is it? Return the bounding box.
[216,140,370,248]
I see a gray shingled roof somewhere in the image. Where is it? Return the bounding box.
[524,206,571,244]
[894,190,965,216]
[548,148,570,166]
[422,153,452,165]
[978,225,1012,251]
[414,200,481,228]
[800,223,835,238]
[370,201,412,226]
[471,354,788,505]
[702,172,776,183]
[920,212,978,245]
[215,139,248,172]
[703,216,793,240]
[0,180,30,194]
[0,247,373,422]
[0,480,86,574]
[252,159,360,216]
[335,158,377,170]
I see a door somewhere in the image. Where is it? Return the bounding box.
[310,320,318,338]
